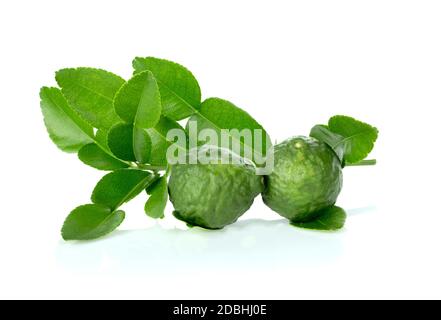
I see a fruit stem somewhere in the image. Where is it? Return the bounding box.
[346,159,377,166]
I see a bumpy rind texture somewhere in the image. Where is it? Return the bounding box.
[169,163,263,229]
[262,136,343,222]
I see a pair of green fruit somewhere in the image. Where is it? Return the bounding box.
[169,136,342,229]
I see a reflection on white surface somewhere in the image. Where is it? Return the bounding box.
[55,215,352,275]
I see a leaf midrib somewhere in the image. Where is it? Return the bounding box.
[145,178,167,218]
[195,111,267,160]
[149,125,188,153]
[132,75,158,162]
[156,77,198,115]
[315,218,328,228]
[82,209,123,239]
[47,88,130,165]
[331,130,373,149]
[114,174,154,209]
[69,81,114,103]
[134,72,160,128]
[45,89,95,141]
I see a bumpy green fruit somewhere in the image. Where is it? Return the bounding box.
[262,136,343,222]
[169,162,263,229]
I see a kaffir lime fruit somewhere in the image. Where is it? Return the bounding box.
[262,136,343,222]
[169,161,263,229]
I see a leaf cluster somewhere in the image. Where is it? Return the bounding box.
[41,57,378,240]
[41,57,271,239]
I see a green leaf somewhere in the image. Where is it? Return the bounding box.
[290,206,346,231]
[78,143,129,170]
[133,126,151,164]
[92,169,153,210]
[61,204,125,240]
[144,176,168,219]
[133,57,201,120]
[40,87,129,168]
[328,115,378,164]
[95,129,110,152]
[107,123,136,161]
[310,124,346,163]
[114,71,162,126]
[114,71,161,164]
[107,123,151,163]
[40,87,94,152]
[188,98,272,163]
[55,68,125,129]
[147,116,185,166]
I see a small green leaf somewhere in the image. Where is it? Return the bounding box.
[107,123,136,161]
[148,116,185,166]
[92,169,153,210]
[78,143,129,170]
[133,57,201,120]
[40,87,94,152]
[310,124,346,163]
[290,206,346,231]
[328,115,378,164]
[144,176,168,219]
[61,204,125,240]
[55,68,125,129]
[188,98,272,164]
[114,71,161,164]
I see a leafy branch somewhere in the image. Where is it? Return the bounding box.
[40,56,379,240]
[310,115,379,166]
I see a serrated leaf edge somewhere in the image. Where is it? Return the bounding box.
[40,87,95,152]
[328,115,379,164]
[55,67,125,103]
[132,57,202,118]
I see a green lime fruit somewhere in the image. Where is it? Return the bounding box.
[169,161,263,230]
[262,136,343,222]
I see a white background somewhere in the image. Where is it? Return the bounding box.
[1,0,440,300]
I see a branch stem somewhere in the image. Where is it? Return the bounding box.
[136,163,167,171]
[346,159,377,166]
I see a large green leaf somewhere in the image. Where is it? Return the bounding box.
[40,87,94,152]
[55,68,125,129]
[91,169,153,210]
[147,116,185,166]
[144,176,168,219]
[328,115,378,164]
[61,204,125,240]
[290,206,346,231]
[114,71,162,126]
[133,57,201,120]
[114,71,161,163]
[78,143,128,170]
[188,98,271,164]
